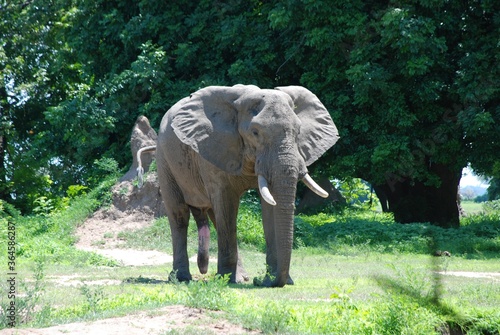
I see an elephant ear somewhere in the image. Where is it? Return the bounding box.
[171,85,257,174]
[275,86,339,166]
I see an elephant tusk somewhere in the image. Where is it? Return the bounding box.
[302,174,329,198]
[136,145,157,188]
[258,175,277,206]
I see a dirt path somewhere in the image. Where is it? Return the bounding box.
[438,271,500,281]
[1,306,257,335]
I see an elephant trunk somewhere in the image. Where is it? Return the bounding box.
[271,174,298,287]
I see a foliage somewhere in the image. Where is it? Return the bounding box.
[482,200,500,215]
[32,197,56,217]
[3,0,499,222]
[183,274,234,311]
[334,178,379,210]
[0,260,49,328]
[487,177,500,200]
[0,177,118,266]
[237,190,265,250]
[80,284,107,315]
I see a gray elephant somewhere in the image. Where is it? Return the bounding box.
[142,84,338,287]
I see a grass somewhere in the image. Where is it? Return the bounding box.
[461,200,484,215]
[1,180,499,334]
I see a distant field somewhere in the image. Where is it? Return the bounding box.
[461,200,484,215]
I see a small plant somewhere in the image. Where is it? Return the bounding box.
[184,274,233,311]
[148,159,157,172]
[80,283,107,315]
[91,239,106,246]
[66,185,88,198]
[260,301,292,334]
[32,197,55,217]
[119,186,129,195]
[94,157,119,174]
[330,279,358,312]
[0,259,49,328]
[168,270,181,285]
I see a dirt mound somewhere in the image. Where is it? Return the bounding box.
[76,115,166,250]
[120,115,157,182]
[76,172,165,249]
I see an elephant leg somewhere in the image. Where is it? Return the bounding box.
[209,192,242,283]
[158,165,192,282]
[208,208,248,282]
[165,203,191,282]
[235,245,250,282]
[190,207,210,274]
[254,200,294,286]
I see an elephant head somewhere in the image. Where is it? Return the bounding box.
[169,84,338,286]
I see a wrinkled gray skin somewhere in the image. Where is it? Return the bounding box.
[156,85,339,287]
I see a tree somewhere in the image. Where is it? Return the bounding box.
[4,0,499,224]
[0,0,72,211]
[266,0,499,227]
[487,178,500,201]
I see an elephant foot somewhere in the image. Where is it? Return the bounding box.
[169,270,192,283]
[235,253,250,282]
[253,274,294,287]
[236,263,250,282]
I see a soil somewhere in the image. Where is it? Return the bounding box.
[2,306,256,335]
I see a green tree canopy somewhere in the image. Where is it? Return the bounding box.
[2,0,499,226]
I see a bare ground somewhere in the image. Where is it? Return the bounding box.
[1,306,257,335]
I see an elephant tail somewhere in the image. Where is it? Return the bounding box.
[136,145,157,188]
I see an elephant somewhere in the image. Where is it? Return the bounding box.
[140,84,339,287]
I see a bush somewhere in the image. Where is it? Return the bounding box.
[237,191,265,250]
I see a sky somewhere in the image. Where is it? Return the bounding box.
[460,166,490,188]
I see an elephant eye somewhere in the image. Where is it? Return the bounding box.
[252,129,259,137]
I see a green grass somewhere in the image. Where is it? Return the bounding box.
[461,200,485,215]
[1,180,499,334]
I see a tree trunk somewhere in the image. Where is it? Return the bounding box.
[379,163,461,228]
[0,94,10,202]
[373,185,390,213]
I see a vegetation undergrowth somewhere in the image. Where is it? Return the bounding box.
[294,210,500,258]
[0,176,119,267]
